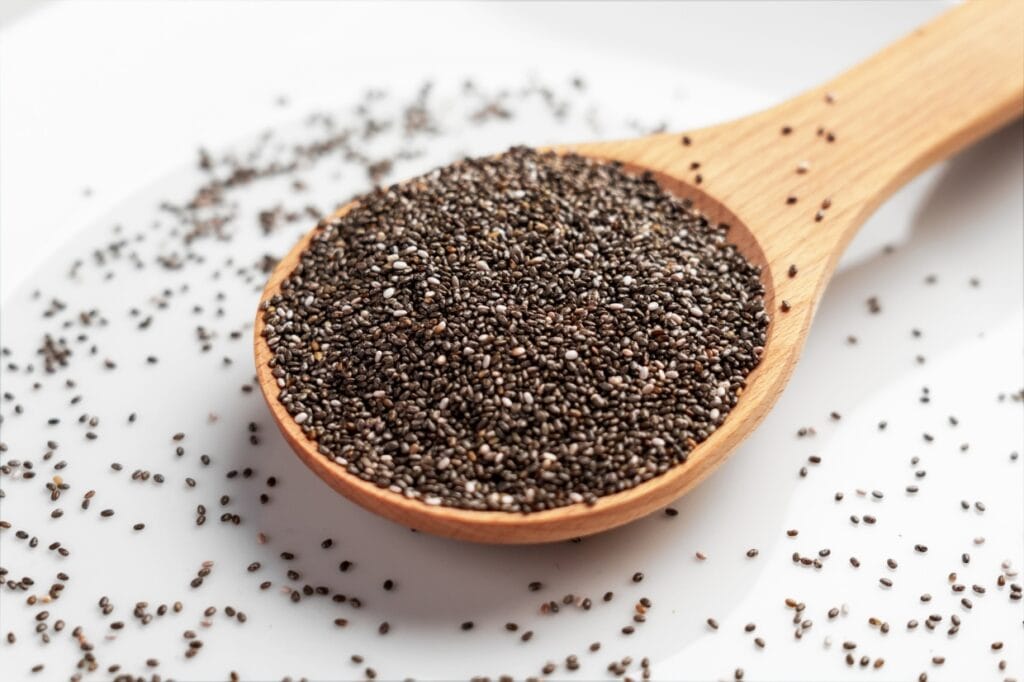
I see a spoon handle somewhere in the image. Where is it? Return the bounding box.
[671,0,1024,297]
[798,0,1024,216]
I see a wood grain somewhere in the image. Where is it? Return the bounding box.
[255,0,1024,543]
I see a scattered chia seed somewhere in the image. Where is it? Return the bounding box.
[0,69,1018,682]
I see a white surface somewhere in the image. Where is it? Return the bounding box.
[1,2,1022,682]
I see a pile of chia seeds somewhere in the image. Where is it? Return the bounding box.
[262,147,767,511]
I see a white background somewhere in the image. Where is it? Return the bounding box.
[1,2,1022,681]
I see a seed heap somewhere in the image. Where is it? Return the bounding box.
[262,147,768,511]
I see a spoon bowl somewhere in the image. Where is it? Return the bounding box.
[255,171,783,543]
[256,0,1022,543]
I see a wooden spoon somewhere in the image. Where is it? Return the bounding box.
[255,0,1023,543]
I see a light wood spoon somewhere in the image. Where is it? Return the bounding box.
[255,0,1023,543]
